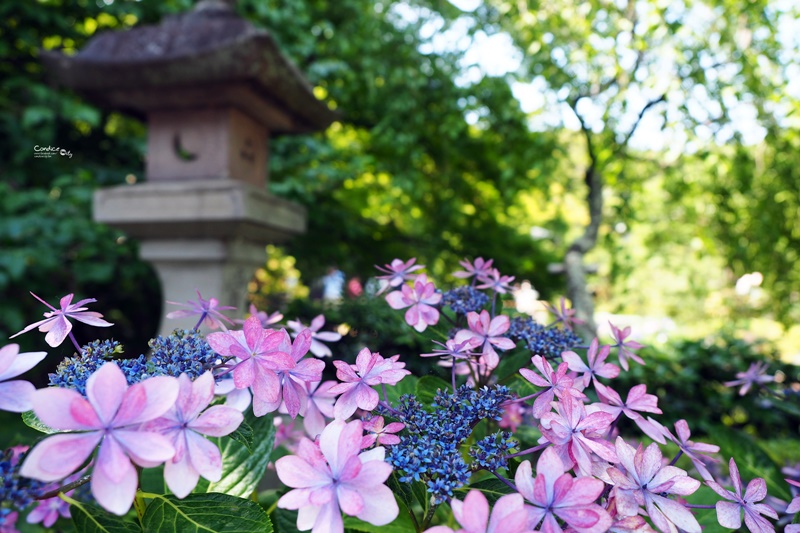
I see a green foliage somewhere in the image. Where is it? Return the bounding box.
[141,493,272,533]
[614,333,800,440]
[66,496,141,533]
[205,408,277,498]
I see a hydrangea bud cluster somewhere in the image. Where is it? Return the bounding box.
[440,286,489,315]
[508,316,582,357]
[0,447,45,513]
[49,330,219,395]
[384,384,514,503]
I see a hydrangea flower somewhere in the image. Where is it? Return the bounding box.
[206,317,295,416]
[538,394,617,476]
[361,416,404,448]
[287,315,342,358]
[515,447,611,532]
[454,311,516,370]
[330,348,410,419]
[561,337,619,390]
[662,419,719,481]
[143,372,243,498]
[519,355,580,419]
[253,329,325,418]
[608,322,645,371]
[20,363,179,515]
[425,490,533,533]
[544,297,585,331]
[386,274,442,332]
[166,289,235,330]
[453,257,495,281]
[724,362,775,396]
[594,383,665,443]
[706,458,778,533]
[0,343,47,413]
[303,380,338,438]
[275,419,398,533]
[607,437,701,533]
[10,292,113,348]
[476,268,515,294]
[375,258,424,293]
[236,303,283,328]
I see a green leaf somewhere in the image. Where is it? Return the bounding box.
[456,477,515,505]
[415,375,451,406]
[227,418,254,453]
[205,408,276,498]
[386,472,415,516]
[22,410,59,434]
[375,375,418,408]
[141,493,271,533]
[67,495,142,533]
[343,499,417,533]
[271,508,302,533]
[689,485,729,533]
[706,425,791,500]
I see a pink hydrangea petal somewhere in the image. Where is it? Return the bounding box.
[0,380,36,413]
[320,419,362,476]
[355,482,398,526]
[113,429,176,468]
[458,489,490,531]
[164,451,200,499]
[42,316,72,347]
[185,431,223,482]
[205,332,235,356]
[32,387,101,429]
[514,460,536,501]
[385,291,410,309]
[0,347,47,380]
[333,389,359,420]
[276,455,332,488]
[91,449,138,516]
[85,363,127,425]
[189,405,243,437]
[20,432,102,482]
[337,485,365,516]
[113,376,179,427]
[71,311,113,328]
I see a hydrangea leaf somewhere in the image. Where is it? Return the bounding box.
[457,477,515,505]
[373,375,417,406]
[706,425,790,501]
[68,495,142,533]
[227,417,254,453]
[205,407,276,498]
[22,409,59,434]
[415,375,451,406]
[141,493,271,533]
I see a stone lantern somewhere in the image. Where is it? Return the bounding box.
[41,0,337,335]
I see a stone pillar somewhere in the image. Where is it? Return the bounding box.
[42,1,337,335]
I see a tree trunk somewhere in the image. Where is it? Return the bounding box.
[565,162,602,341]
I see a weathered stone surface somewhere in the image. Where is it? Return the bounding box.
[93,180,306,242]
[40,1,338,133]
[146,108,269,185]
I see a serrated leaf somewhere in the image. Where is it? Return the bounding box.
[415,375,451,406]
[205,408,276,498]
[227,418,254,453]
[387,471,415,515]
[706,426,791,500]
[456,477,515,505]
[141,493,271,533]
[68,496,142,533]
[271,508,302,533]
[22,410,59,434]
